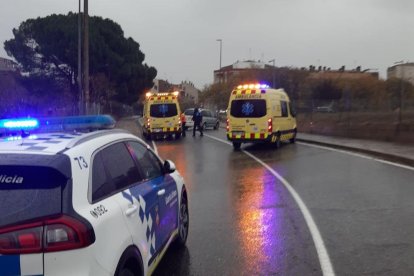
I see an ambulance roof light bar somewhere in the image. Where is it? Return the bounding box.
[146,91,180,98]
[237,83,269,90]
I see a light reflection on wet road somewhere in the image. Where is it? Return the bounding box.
[121,119,414,276]
[152,132,320,276]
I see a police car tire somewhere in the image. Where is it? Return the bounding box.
[119,268,135,276]
[175,197,189,247]
[115,246,144,276]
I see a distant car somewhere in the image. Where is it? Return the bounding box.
[0,116,189,276]
[183,108,220,130]
[218,109,227,116]
[200,109,220,130]
[184,108,195,130]
[315,104,335,113]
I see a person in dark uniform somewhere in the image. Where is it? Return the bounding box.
[192,107,203,137]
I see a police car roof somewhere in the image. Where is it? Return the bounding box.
[0,129,131,154]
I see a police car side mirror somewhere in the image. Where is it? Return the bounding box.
[164,160,176,174]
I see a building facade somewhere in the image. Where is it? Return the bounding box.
[175,81,199,104]
[214,60,273,83]
[308,65,379,80]
[214,61,378,83]
[0,57,18,72]
[387,63,414,85]
[151,79,199,104]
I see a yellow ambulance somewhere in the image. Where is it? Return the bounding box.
[226,83,297,150]
[142,91,182,140]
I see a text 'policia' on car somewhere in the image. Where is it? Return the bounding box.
[0,115,189,276]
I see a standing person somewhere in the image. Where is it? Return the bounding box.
[192,107,203,137]
[180,112,186,137]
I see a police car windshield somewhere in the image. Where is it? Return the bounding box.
[230,99,266,118]
[150,104,178,117]
[0,165,67,227]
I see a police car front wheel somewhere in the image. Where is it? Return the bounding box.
[119,268,135,276]
[175,197,189,247]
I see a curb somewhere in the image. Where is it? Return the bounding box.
[296,138,414,168]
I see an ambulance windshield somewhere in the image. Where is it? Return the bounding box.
[230,99,266,118]
[150,103,178,117]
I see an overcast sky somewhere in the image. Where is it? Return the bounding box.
[1,0,413,88]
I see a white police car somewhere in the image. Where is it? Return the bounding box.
[0,116,189,276]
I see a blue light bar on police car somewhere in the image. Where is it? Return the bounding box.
[0,115,115,136]
[39,115,116,132]
[0,118,39,129]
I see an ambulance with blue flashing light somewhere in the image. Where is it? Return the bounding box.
[0,116,189,276]
[226,83,297,150]
[142,91,182,140]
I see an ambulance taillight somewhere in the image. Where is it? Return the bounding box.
[268,118,272,133]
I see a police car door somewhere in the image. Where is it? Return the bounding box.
[100,141,158,269]
[122,141,171,266]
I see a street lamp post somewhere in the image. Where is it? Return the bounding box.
[78,0,83,115]
[269,59,275,88]
[216,39,222,69]
[83,0,90,114]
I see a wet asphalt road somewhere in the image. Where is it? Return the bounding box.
[120,118,414,276]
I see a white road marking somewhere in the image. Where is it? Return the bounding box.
[152,140,158,155]
[297,142,414,172]
[204,134,335,276]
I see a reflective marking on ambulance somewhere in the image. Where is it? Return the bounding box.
[149,96,177,101]
[232,89,266,96]
[149,127,178,133]
[162,127,178,132]
[228,132,269,139]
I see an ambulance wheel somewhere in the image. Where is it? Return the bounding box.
[143,132,149,140]
[233,142,241,150]
[214,122,219,130]
[274,134,281,149]
[175,132,181,140]
[290,130,297,144]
